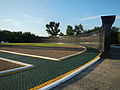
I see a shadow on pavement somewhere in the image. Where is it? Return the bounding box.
[51,58,104,90]
[111,47,120,60]
[51,46,120,90]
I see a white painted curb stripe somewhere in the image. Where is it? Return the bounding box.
[0,57,33,66]
[0,57,33,75]
[111,46,120,49]
[0,46,86,61]
[59,47,86,60]
[39,57,100,90]
[0,50,58,61]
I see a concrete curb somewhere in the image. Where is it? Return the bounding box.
[38,56,100,90]
[0,57,34,76]
[111,46,120,49]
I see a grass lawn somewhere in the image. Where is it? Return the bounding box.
[0,43,77,47]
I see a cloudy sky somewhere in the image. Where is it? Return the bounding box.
[0,0,120,36]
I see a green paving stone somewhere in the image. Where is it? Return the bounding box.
[0,47,99,90]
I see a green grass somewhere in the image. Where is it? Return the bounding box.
[0,43,76,47]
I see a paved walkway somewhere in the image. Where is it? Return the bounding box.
[52,47,120,90]
[0,47,99,90]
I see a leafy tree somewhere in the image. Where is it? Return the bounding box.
[22,32,32,42]
[46,21,60,37]
[0,29,40,43]
[111,26,120,44]
[81,26,120,44]
[0,30,12,42]
[59,32,64,36]
[11,31,22,42]
[111,26,119,32]
[74,24,83,35]
[92,27,100,32]
[66,25,74,36]
[82,27,100,34]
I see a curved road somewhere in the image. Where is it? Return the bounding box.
[52,47,120,90]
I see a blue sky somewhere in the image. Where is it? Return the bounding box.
[0,0,120,36]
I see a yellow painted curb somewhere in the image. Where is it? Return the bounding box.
[30,52,102,90]
[0,66,36,77]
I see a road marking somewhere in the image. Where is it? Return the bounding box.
[30,52,101,90]
[0,57,34,76]
[0,46,86,61]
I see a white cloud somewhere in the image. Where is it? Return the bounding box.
[43,0,48,4]
[21,13,47,25]
[78,15,120,21]
[3,19,22,26]
[22,13,34,19]
[35,18,46,25]
[4,19,13,22]
[36,20,45,25]
[116,15,120,19]
[14,22,22,26]
[79,15,101,21]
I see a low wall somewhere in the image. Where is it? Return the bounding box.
[38,30,104,51]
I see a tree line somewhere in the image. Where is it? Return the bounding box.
[46,21,120,44]
[46,21,101,36]
[0,30,40,43]
[0,21,119,44]
[46,22,84,36]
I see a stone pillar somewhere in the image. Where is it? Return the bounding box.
[101,15,116,58]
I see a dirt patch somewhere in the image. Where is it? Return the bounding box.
[0,59,24,72]
[0,45,85,58]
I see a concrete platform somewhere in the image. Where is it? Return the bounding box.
[52,47,120,90]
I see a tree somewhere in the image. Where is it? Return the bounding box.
[111,26,120,44]
[0,29,40,43]
[59,32,64,36]
[81,26,120,44]
[74,24,83,35]
[91,27,100,32]
[82,27,100,34]
[66,25,74,36]
[46,21,60,37]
